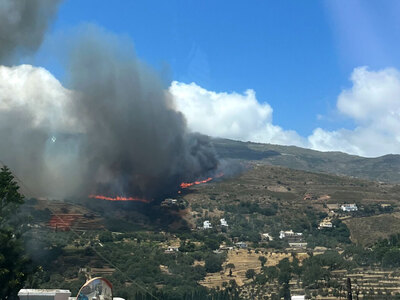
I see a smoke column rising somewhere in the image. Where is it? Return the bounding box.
[67,26,218,199]
[0,0,62,64]
[0,0,219,199]
[0,21,219,199]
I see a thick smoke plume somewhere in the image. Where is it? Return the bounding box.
[67,26,218,199]
[0,0,62,63]
[0,24,218,200]
[0,64,80,197]
[0,0,72,197]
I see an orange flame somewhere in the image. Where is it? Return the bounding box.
[88,194,150,203]
[180,173,223,189]
[89,173,223,201]
[180,177,213,188]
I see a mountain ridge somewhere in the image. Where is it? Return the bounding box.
[212,138,400,183]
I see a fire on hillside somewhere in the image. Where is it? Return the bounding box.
[88,173,224,202]
[88,195,150,203]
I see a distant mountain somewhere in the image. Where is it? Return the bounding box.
[212,138,400,183]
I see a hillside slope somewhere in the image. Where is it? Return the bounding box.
[183,164,400,246]
[213,138,400,183]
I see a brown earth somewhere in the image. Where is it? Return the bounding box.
[200,249,308,289]
[344,213,400,245]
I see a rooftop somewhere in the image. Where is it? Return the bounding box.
[19,289,71,295]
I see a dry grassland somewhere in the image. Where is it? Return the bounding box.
[344,213,400,245]
[200,249,308,289]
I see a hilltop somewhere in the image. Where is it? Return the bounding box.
[213,138,400,183]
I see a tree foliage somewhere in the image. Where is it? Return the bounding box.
[245,268,256,280]
[204,254,224,273]
[0,166,24,226]
[0,166,30,299]
[258,255,267,267]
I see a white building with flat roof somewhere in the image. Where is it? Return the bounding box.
[289,242,308,249]
[291,296,305,300]
[318,217,333,229]
[279,230,302,239]
[341,204,358,212]
[203,220,212,229]
[220,218,228,227]
[235,241,247,249]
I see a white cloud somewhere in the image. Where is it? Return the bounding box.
[3,65,400,158]
[171,67,400,158]
[337,67,400,125]
[308,67,400,157]
[0,64,75,131]
[170,81,304,146]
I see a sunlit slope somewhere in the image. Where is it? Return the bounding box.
[213,138,400,183]
[184,164,400,246]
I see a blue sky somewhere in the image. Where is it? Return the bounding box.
[29,0,400,157]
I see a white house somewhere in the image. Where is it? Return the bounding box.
[279,230,302,239]
[165,246,179,253]
[318,221,333,229]
[220,218,228,227]
[291,296,305,300]
[289,242,308,249]
[161,198,178,207]
[341,204,358,212]
[203,220,212,229]
[235,241,247,249]
[318,217,333,229]
[167,198,177,204]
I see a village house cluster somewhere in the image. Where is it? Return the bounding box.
[202,218,229,229]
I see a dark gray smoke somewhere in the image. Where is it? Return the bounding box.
[67,26,218,199]
[0,0,62,63]
[0,18,219,199]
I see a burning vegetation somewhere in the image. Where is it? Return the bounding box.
[88,172,225,203]
[88,194,150,203]
[180,177,213,189]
